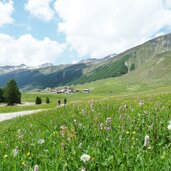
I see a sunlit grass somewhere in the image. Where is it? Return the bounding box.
[0,93,170,170]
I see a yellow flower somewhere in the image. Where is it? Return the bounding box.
[126,131,130,134]
[131,137,135,140]
[21,161,25,165]
[27,152,30,156]
[132,131,136,134]
[4,154,8,159]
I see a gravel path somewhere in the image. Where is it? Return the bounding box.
[0,109,47,122]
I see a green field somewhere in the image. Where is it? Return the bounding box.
[0,75,171,170]
[0,92,170,170]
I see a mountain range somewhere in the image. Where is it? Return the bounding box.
[0,33,171,90]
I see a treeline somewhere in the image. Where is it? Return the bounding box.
[0,79,21,105]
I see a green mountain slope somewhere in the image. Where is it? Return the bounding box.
[74,33,171,84]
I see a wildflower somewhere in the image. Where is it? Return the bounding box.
[124,104,128,109]
[105,126,111,131]
[106,117,112,125]
[168,120,171,130]
[80,154,90,162]
[81,168,86,171]
[12,147,19,158]
[17,129,24,139]
[144,110,148,115]
[149,123,154,129]
[126,131,130,134]
[60,125,67,137]
[120,114,126,120]
[27,152,31,156]
[81,109,86,115]
[4,154,8,159]
[139,100,144,106]
[144,135,149,147]
[60,141,65,150]
[38,139,45,144]
[34,165,39,171]
[132,131,136,135]
[99,123,104,130]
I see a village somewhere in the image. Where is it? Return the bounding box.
[35,87,90,94]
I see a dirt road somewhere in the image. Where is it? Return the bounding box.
[0,109,47,122]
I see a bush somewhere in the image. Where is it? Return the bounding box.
[35,96,42,105]
[46,97,50,104]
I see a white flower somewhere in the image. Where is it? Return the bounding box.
[105,126,111,131]
[144,135,149,147]
[12,148,19,158]
[80,154,90,162]
[34,165,39,171]
[168,121,171,130]
[99,123,104,130]
[38,139,45,144]
[139,100,144,106]
[81,168,86,171]
[106,117,112,125]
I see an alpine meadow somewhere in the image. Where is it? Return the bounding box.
[0,0,171,171]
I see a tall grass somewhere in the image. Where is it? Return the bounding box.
[0,94,170,170]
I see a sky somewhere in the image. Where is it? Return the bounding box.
[0,0,171,66]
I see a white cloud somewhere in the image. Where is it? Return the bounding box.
[0,0,14,26]
[55,0,171,58]
[164,0,171,8]
[0,34,66,66]
[25,0,54,21]
[72,59,78,64]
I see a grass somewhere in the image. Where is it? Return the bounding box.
[0,75,171,113]
[0,93,170,170]
[0,66,170,170]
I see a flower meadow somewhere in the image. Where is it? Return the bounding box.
[0,94,170,170]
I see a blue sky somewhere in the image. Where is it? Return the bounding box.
[0,0,171,66]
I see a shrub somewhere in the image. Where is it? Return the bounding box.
[35,96,42,105]
[46,97,50,104]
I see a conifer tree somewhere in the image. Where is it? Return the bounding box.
[0,88,5,103]
[4,79,21,105]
